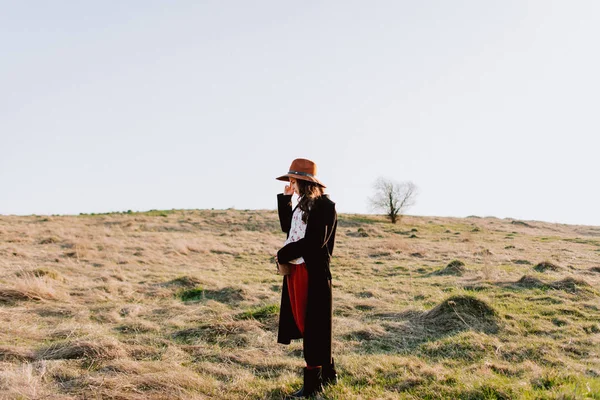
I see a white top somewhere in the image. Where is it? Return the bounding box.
[283,205,307,264]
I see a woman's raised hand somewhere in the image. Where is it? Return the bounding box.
[284,184,294,195]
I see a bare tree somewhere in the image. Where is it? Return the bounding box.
[369,178,417,224]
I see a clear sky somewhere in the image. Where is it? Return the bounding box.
[2,1,599,226]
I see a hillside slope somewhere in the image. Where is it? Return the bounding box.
[1,210,599,399]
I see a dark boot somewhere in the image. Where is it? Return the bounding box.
[322,358,338,386]
[288,367,323,398]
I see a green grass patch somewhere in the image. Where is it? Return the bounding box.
[237,304,279,321]
[458,383,516,400]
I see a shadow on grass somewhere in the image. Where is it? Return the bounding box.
[180,345,296,381]
[264,387,294,400]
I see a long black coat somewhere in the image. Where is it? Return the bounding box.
[276,193,337,366]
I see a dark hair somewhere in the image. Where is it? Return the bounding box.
[296,180,325,223]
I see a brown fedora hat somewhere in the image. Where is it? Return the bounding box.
[276,158,326,188]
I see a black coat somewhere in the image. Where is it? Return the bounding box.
[276,193,337,366]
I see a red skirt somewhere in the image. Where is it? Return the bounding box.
[287,262,309,336]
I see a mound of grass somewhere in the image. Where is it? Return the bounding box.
[37,338,124,360]
[0,288,43,304]
[177,287,204,302]
[515,275,547,289]
[512,220,533,227]
[204,287,245,303]
[39,237,59,244]
[462,283,492,292]
[551,277,593,294]
[419,295,499,334]
[534,261,561,272]
[590,266,600,274]
[369,251,392,258]
[34,306,75,318]
[346,228,369,237]
[435,260,466,276]
[583,324,600,334]
[355,304,375,311]
[474,249,493,256]
[237,304,279,321]
[174,284,244,303]
[115,320,159,334]
[530,372,578,391]
[551,318,568,327]
[344,327,385,342]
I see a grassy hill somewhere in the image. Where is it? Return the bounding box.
[1,210,599,399]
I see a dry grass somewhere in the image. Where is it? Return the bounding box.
[0,210,599,399]
[36,337,126,361]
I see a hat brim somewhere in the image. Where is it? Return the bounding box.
[276,173,326,188]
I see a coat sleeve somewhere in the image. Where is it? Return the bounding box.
[277,201,336,264]
[277,194,293,234]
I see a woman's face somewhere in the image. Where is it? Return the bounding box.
[290,178,300,195]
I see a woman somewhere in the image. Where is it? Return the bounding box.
[275,158,338,398]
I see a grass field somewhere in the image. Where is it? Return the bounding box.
[0,209,599,399]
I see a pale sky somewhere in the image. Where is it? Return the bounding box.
[2,1,599,226]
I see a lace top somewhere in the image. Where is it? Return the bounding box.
[283,205,307,264]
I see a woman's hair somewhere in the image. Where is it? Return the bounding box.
[296,180,325,223]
